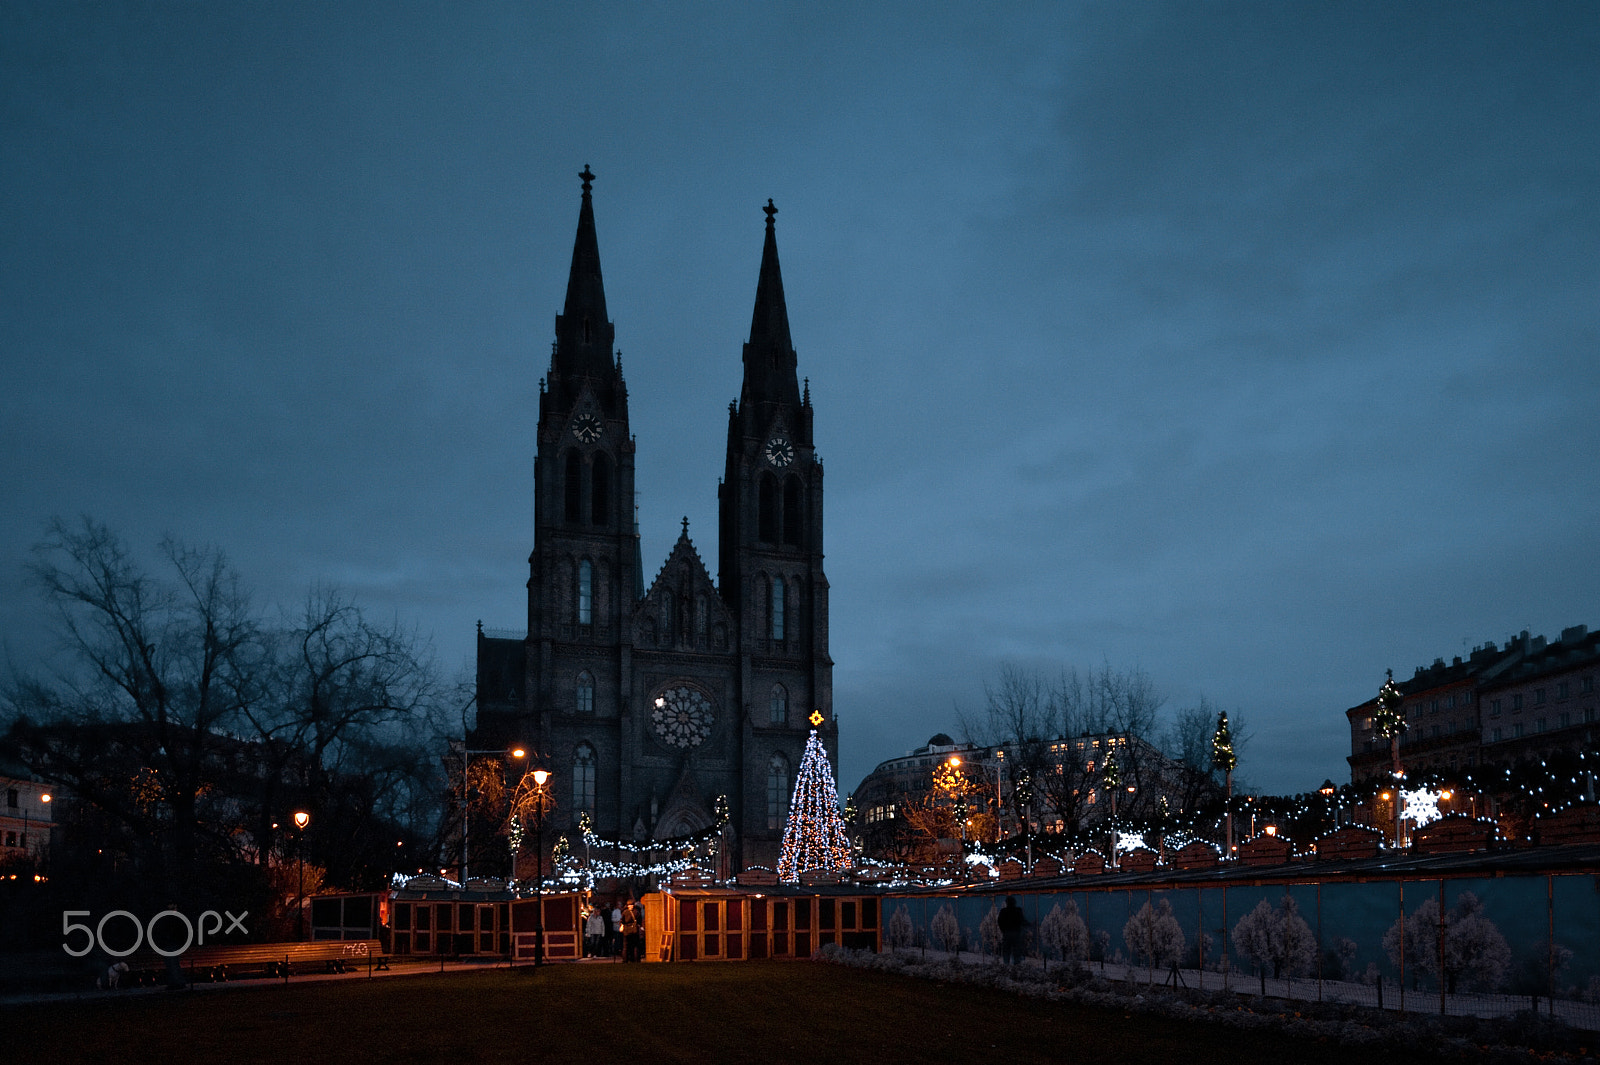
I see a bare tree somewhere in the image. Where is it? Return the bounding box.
[1039,900,1089,970]
[5,519,260,900]
[4,519,448,908]
[1124,898,1186,975]
[1233,895,1317,995]
[1384,891,1511,993]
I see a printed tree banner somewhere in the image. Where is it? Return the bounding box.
[879,871,1600,1014]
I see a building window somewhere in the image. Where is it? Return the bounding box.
[782,476,802,545]
[1560,712,1571,728]
[1513,723,1523,738]
[1535,718,1547,733]
[1490,699,1501,717]
[576,671,595,714]
[1558,681,1570,700]
[770,684,788,725]
[767,753,790,830]
[769,577,785,641]
[1535,689,1546,705]
[1491,728,1502,742]
[1584,677,1595,694]
[5,789,15,808]
[578,560,592,625]
[573,743,596,816]
[565,451,582,523]
[591,453,610,526]
[758,476,778,543]
[1512,694,1523,711]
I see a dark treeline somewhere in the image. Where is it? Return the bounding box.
[1,518,452,947]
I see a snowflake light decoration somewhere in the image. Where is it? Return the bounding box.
[1401,787,1444,828]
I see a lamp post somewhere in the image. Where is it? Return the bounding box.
[531,768,550,967]
[459,744,526,883]
[19,790,50,870]
[986,748,1006,843]
[943,755,968,881]
[293,810,310,940]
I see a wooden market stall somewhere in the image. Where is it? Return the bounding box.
[651,887,882,962]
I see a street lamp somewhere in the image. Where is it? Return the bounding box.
[459,744,526,883]
[19,790,50,870]
[986,749,1006,843]
[531,768,550,967]
[293,810,310,940]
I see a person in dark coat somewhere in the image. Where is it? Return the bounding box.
[998,895,1027,965]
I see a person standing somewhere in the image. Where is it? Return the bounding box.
[620,900,641,962]
[609,902,623,958]
[998,895,1027,966]
[584,906,604,958]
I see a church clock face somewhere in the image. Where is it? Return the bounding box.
[572,412,603,444]
[651,686,714,749]
[764,435,794,468]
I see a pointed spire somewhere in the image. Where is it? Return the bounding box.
[553,165,615,380]
[741,199,801,408]
[748,199,793,359]
[564,165,608,326]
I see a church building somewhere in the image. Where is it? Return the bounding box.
[472,168,834,872]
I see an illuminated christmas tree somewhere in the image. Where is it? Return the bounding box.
[777,714,852,882]
[1212,710,1237,856]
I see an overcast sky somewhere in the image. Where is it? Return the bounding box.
[3,2,1597,796]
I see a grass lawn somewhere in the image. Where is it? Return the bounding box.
[6,960,1427,1065]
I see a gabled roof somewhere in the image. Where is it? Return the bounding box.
[636,520,733,629]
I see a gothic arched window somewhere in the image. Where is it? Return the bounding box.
[782,476,801,545]
[769,684,788,725]
[564,451,582,523]
[591,452,610,526]
[758,475,777,543]
[577,559,593,625]
[769,576,785,641]
[767,752,790,830]
[575,671,595,714]
[573,743,596,816]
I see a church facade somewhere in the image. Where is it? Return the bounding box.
[473,168,834,872]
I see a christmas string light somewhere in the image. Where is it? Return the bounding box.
[778,728,852,882]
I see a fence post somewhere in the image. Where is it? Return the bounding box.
[1397,881,1406,1015]
[1315,882,1323,1003]
[1438,880,1447,1017]
[1548,874,1556,1017]
[1221,886,1229,992]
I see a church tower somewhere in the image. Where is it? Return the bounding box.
[718,199,835,857]
[473,176,830,876]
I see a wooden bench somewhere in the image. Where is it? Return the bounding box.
[124,939,388,984]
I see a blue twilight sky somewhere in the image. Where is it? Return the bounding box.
[2,3,1597,796]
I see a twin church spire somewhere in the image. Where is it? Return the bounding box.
[550,167,802,427]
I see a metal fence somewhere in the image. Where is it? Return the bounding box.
[884,872,1600,1031]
